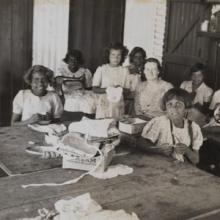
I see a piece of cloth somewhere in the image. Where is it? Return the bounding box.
[56,61,92,88]
[68,118,117,138]
[13,90,63,121]
[180,81,213,105]
[106,87,123,103]
[91,164,133,179]
[209,89,220,110]
[141,115,203,151]
[28,123,66,135]
[95,93,125,119]
[134,80,173,118]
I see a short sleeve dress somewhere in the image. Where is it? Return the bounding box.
[134,80,173,118]
[92,64,130,119]
[13,90,63,121]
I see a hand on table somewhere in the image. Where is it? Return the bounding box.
[173,143,188,155]
[159,143,173,156]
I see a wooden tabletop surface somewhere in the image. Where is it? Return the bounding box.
[0,126,220,220]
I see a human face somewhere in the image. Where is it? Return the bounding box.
[132,52,145,67]
[144,62,159,81]
[67,56,79,72]
[109,49,122,67]
[31,72,48,96]
[191,71,204,87]
[166,98,186,122]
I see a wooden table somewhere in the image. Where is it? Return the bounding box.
[1,126,220,220]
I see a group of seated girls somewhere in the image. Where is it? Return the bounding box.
[10,42,220,170]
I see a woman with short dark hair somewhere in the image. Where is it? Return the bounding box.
[134,58,173,119]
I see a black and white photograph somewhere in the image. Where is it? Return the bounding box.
[1,0,220,219]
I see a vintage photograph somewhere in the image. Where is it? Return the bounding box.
[0,0,220,219]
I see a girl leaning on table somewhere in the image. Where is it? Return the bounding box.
[136,88,203,165]
[92,42,131,119]
[11,65,63,126]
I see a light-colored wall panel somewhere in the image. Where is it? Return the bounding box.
[32,0,69,71]
[124,0,167,62]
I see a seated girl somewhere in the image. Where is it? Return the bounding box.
[136,88,203,164]
[180,63,213,112]
[55,49,92,89]
[55,49,96,121]
[11,65,63,126]
[92,42,130,119]
[134,58,173,119]
[125,47,147,115]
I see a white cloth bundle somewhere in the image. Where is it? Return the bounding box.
[28,123,66,135]
[106,86,123,103]
[68,117,119,138]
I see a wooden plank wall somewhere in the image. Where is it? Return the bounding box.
[0,0,33,126]
[68,0,126,73]
[163,0,209,87]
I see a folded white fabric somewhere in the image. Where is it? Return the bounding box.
[106,86,123,103]
[28,123,66,135]
[68,117,118,138]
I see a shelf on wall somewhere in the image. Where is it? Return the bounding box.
[202,0,220,3]
[197,31,220,38]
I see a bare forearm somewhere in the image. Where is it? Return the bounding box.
[136,137,172,156]
[11,119,30,126]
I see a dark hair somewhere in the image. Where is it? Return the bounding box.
[103,42,129,65]
[161,88,192,111]
[129,47,146,63]
[141,57,162,81]
[190,63,206,77]
[23,65,54,85]
[63,49,84,65]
